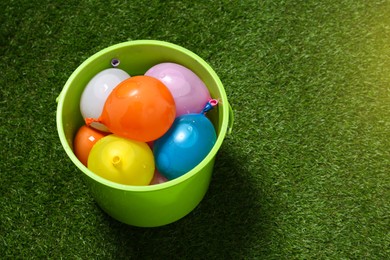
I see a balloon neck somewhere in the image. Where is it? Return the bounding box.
[85,117,100,126]
[201,99,218,114]
[112,156,122,168]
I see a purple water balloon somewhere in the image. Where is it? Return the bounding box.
[145,62,211,117]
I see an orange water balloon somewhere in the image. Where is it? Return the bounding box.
[86,76,176,142]
[73,125,108,166]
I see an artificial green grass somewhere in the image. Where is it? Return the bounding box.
[1,0,389,258]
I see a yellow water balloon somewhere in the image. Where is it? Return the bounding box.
[88,135,155,185]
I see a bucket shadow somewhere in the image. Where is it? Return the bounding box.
[102,145,272,258]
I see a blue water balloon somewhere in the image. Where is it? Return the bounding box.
[153,113,217,180]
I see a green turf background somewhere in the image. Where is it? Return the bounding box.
[1,0,389,258]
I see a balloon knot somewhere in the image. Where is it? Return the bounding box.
[85,117,98,126]
[201,99,219,114]
[112,155,122,168]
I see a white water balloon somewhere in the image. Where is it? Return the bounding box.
[80,68,130,132]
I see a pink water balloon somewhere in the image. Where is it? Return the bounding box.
[150,170,168,185]
[145,62,211,117]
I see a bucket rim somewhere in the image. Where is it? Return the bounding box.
[56,40,230,192]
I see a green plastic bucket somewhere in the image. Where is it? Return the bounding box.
[56,40,234,227]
